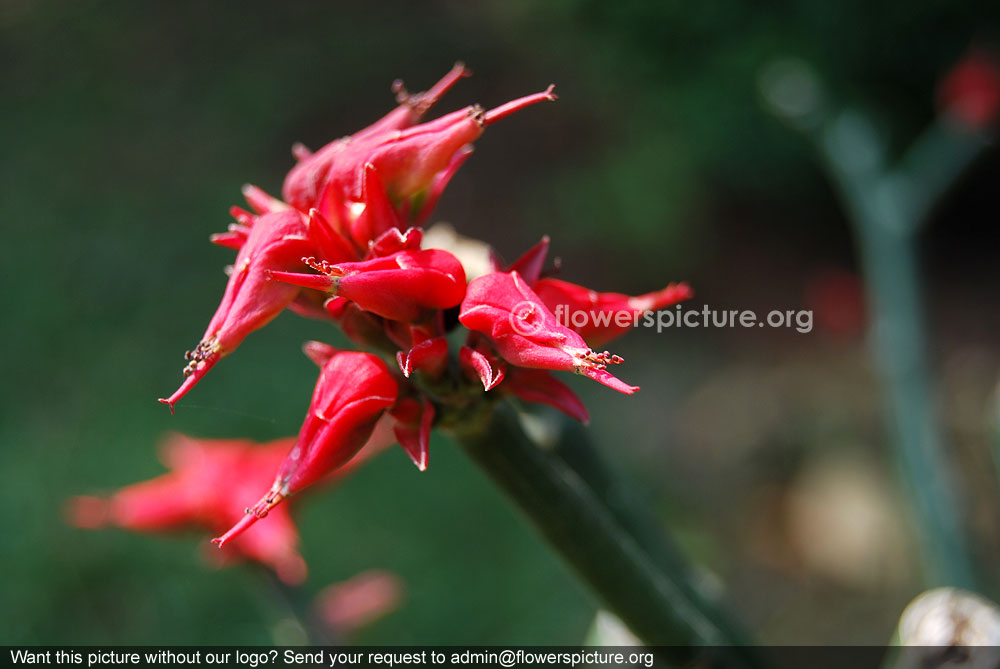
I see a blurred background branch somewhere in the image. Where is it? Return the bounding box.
[761,58,995,590]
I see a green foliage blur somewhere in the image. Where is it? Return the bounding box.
[2,0,999,645]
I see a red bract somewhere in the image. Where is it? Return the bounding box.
[495,235,550,285]
[213,351,397,547]
[397,336,449,379]
[459,338,506,391]
[160,208,315,411]
[503,368,591,424]
[271,249,467,323]
[67,435,306,583]
[352,87,555,206]
[459,272,638,394]
[283,63,470,212]
[284,72,555,247]
[389,396,435,471]
[534,277,693,348]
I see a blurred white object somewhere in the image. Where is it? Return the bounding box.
[895,587,1000,669]
[758,58,825,128]
[584,610,643,646]
[787,453,910,587]
[422,222,493,280]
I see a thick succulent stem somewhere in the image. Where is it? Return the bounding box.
[455,404,763,668]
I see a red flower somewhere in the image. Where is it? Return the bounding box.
[283,63,470,213]
[938,49,1000,128]
[350,87,555,206]
[271,249,467,323]
[459,272,638,394]
[534,277,693,348]
[283,73,555,246]
[213,351,398,547]
[160,207,316,411]
[67,435,306,583]
[459,336,589,423]
[315,569,405,638]
[139,68,698,573]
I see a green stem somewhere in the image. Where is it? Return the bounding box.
[455,404,763,668]
[812,111,979,589]
[254,565,336,645]
[898,118,991,227]
[549,416,724,603]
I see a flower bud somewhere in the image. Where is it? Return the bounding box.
[67,435,307,584]
[213,352,397,547]
[534,278,693,348]
[459,272,638,394]
[271,249,467,323]
[160,208,315,411]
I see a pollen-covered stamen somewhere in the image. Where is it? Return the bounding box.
[483,85,557,126]
[394,62,470,116]
[212,487,287,549]
[302,256,346,277]
[572,348,624,371]
[182,339,221,376]
[160,339,223,412]
[467,104,486,127]
[249,489,286,518]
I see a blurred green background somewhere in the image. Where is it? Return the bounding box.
[3,0,1000,645]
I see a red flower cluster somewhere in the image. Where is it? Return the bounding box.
[66,430,391,583]
[91,65,691,558]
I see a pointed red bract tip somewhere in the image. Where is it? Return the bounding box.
[291,142,313,162]
[391,397,433,471]
[209,231,246,250]
[212,511,261,549]
[632,282,694,312]
[268,269,336,292]
[483,86,557,126]
[229,206,255,227]
[159,352,220,413]
[303,340,340,367]
[579,366,639,395]
[395,338,449,379]
[506,236,551,285]
[241,184,288,215]
[460,345,506,391]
